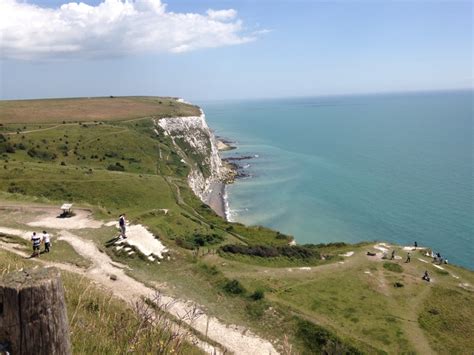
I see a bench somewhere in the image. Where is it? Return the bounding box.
[59,203,73,218]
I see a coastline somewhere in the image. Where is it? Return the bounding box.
[206,181,227,219]
[204,138,239,221]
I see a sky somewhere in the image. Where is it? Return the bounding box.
[0,0,472,101]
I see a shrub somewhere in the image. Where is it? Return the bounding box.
[7,183,26,194]
[27,148,57,160]
[250,289,265,301]
[0,142,15,154]
[223,279,246,295]
[107,162,125,171]
[220,244,320,260]
[191,233,223,247]
[296,319,363,354]
[105,151,119,158]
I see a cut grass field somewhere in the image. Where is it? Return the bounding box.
[0,96,201,123]
[1,96,473,354]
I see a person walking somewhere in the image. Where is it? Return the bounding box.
[42,230,51,253]
[391,250,395,260]
[31,232,41,257]
[405,252,411,263]
[119,214,127,239]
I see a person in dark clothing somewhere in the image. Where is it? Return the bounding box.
[119,214,126,239]
[422,270,430,282]
[391,250,395,260]
[414,241,418,249]
[31,232,41,257]
[405,252,411,263]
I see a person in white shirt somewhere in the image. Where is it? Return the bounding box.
[42,230,51,253]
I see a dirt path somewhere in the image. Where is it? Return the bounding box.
[4,123,77,135]
[1,226,279,354]
[398,285,434,355]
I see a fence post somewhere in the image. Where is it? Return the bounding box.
[0,267,71,354]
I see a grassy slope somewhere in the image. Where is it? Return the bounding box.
[1,96,472,354]
[0,249,202,354]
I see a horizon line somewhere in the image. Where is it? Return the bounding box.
[0,86,472,103]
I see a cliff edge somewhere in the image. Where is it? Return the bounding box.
[156,108,233,213]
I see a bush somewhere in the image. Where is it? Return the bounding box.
[220,244,320,260]
[7,183,26,194]
[223,279,246,295]
[192,233,223,247]
[296,319,363,354]
[250,289,265,301]
[107,162,125,171]
[383,262,403,273]
[0,142,15,154]
[27,148,57,160]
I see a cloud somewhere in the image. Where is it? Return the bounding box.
[206,9,237,21]
[0,0,257,60]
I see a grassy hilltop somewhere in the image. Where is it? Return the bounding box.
[0,97,473,354]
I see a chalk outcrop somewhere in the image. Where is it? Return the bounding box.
[156,107,233,205]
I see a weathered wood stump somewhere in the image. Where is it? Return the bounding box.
[0,267,71,354]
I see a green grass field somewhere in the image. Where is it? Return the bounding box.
[1,96,473,354]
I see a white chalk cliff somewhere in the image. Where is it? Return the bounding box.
[156,108,230,204]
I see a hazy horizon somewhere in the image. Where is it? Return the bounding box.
[1,87,472,103]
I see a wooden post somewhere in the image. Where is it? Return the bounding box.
[0,267,71,355]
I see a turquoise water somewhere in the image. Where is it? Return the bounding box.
[200,91,473,269]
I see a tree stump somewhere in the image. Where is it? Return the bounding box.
[0,267,71,354]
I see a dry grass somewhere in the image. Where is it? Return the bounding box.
[0,96,200,123]
[0,250,203,354]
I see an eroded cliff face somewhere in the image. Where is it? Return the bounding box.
[156,109,232,204]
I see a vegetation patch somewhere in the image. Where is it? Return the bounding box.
[383,262,403,273]
[176,232,224,249]
[107,162,125,171]
[295,319,363,354]
[0,250,200,354]
[419,286,474,354]
[220,244,320,259]
[222,279,246,295]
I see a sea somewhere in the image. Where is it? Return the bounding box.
[199,90,473,269]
